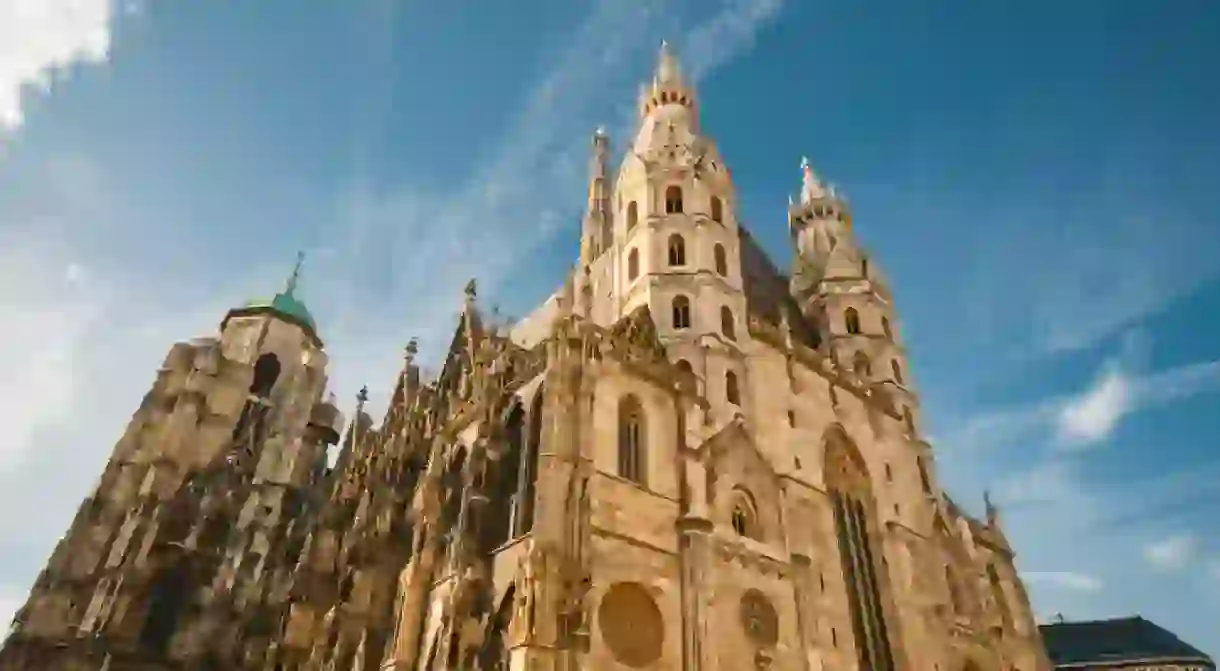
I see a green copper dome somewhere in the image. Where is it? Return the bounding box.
[227,252,320,340]
[242,290,317,331]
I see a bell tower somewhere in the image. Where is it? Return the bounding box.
[0,254,343,670]
[611,42,747,421]
[788,160,922,436]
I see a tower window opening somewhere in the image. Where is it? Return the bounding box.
[844,308,861,335]
[672,295,691,330]
[140,565,191,654]
[714,244,728,276]
[917,457,931,494]
[903,407,915,434]
[617,395,647,485]
[250,353,281,399]
[711,196,723,223]
[881,316,893,339]
[667,234,686,266]
[731,505,751,537]
[720,306,736,341]
[853,352,871,378]
[725,371,741,406]
[627,248,639,281]
[665,186,684,214]
[891,360,904,385]
[627,201,639,230]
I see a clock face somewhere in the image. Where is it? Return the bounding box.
[739,589,779,647]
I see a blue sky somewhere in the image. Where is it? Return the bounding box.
[1,0,1218,656]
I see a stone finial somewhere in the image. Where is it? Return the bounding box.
[405,338,419,364]
[356,386,369,412]
[464,278,478,302]
[800,156,826,204]
[984,489,999,527]
[656,40,682,84]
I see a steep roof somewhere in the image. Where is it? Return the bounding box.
[1039,616,1214,668]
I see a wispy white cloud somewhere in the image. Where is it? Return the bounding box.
[1056,365,1133,446]
[1143,534,1199,572]
[1023,571,1103,593]
[942,354,1220,456]
[0,0,115,132]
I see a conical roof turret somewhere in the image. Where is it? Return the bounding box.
[638,41,699,124]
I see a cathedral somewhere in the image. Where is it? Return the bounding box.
[0,44,1055,670]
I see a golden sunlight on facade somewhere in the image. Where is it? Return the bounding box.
[1,44,1057,670]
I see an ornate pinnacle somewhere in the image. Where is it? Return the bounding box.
[464,278,478,302]
[405,338,419,364]
[356,385,369,411]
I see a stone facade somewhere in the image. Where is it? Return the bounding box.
[0,44,1054,670]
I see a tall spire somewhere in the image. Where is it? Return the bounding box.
[581,127,613,264]
[284,250,306,296]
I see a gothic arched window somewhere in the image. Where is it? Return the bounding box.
[617,395,646,485]
[627,201,639,230]
[891,359,904,385]
[853,352,872,378]
[672,296,691,330]
[881,316,893,339]
[714,244,727,276]
[627,248,639,281]
[665,185,684,214]
[667,234,686,266]
[730,489,759,540]
[711,196,723,223]
[720,306,736,341]
[725,371,740,406]
[824,429,896,670]
[844,308,861,335]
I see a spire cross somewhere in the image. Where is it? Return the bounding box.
[285,250,305,295]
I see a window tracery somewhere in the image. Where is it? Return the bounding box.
[825,428,895,671]
[665,185,683,214]
[617,395,646,485]
[672,296,691,330]
[668,234,686,266]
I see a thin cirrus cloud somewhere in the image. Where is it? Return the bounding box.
[1143,534,1199,573]
[0,0,789,630]
[1023,571,1104,594]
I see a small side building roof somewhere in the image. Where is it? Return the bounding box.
[1039,615,1214,669]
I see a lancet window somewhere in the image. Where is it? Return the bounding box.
[825,429,895,671]
[618,395,646,485]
